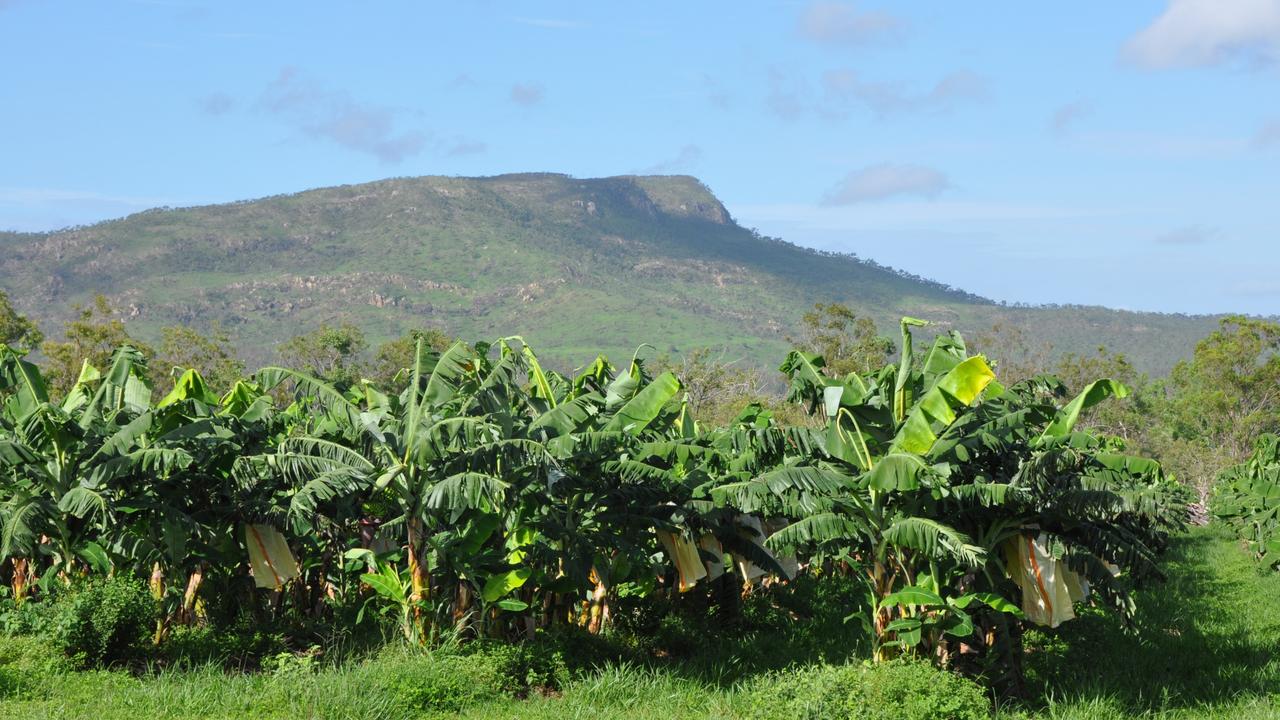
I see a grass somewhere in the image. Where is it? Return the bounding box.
[1,526,1277,719]
[1009,524,1280,719]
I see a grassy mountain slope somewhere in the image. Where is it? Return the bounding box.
[0,173,1220,373]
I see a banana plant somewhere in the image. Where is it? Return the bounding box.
[256,336,550,641]
[0,346,179,580]
[1213,434,1280,568]
[717,319,1185,663]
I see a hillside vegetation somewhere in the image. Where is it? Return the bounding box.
[0,173,1219,373]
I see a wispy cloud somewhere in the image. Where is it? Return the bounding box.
[821,69,987,116]
[765,68,809,121]
[767,67,984,121]
[1155,225,1216,245]
[206,32,265,40]
[1124,0,1280,69]
[702,75,731,109]
[0,187,173,206]
[1075,130,1248,158]
[1227,280,1280,298]
[797,2,904,47]
[1050,100,1091,135]
[733,200,1091,232]
[510,83,545,106]
[822,163,950,205]
[507,16,585,29]
[201,92,234,116]
[641,145,703,174]
[445,138,487,157]
[0,187,188,231]
[1254,118,1280,147]
[257,67,425,164]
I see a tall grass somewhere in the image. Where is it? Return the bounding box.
[2,527,1276,719]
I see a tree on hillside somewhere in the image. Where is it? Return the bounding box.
[970,322,1054,383]
[787,303,893,377]
[1053,347,1153,444]
[153,323,245,395]
[40,295,152,397]
[0,289,42,351]
[653,347,778,426]
[1163,316,1280,493]
[277,322,367,389]
[369,328,453,390]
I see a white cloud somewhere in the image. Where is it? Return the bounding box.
[822,163,950,205]
[1125,0,1280,69]
[798,2,903,47]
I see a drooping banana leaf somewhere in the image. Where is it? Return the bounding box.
[79,346,151,427]
[59,360,100,416]
[530,392,602,437]
[0,346,49,419]
[602,372,680,434]
[157,369,219,408]
[421,341,477,407]
[779,349,831,411]
[890,355,996,456]
[256,366,362,429]
[1037,379,1128,443]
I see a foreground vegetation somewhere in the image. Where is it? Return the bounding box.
[1,527,1275,719]
[2,295,1279,718]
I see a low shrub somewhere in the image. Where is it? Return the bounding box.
[744,659,991,720]
[159,622,289,668]
[0,635,71,700]
[366,645,512,715]
[52,576,157,667]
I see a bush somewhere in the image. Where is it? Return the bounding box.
[52,576,157,667]
[0,635,71,700]
[744,659,991,720]
[367,645,512,714]
[159,622,289,668]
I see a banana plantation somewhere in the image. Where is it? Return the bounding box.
[0,317,1191,683]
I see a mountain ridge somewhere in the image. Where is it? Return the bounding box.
[0,173,1223,374]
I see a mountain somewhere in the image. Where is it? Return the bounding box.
[0,173,1221,375]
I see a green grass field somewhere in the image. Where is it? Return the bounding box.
[2,526,1276,719]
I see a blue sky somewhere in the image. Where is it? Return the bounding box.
[2,1,1278,315]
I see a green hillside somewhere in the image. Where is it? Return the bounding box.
[0,173,1219,373]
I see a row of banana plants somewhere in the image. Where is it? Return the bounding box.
[1213,434,1280,569]
[0,320,1188,670]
